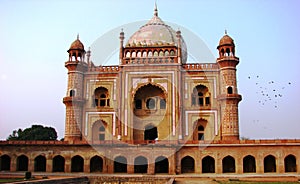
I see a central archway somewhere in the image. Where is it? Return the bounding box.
[133,83,167,142]
[144,124,158,141]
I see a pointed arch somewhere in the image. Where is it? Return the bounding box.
[0,155,11,171]
[134,156,148,173]
[284,154,296,172]
[92,120,107,141]
[264,155,276,173]
[193,118,207,140]
[202,156,215,173]
[34,155,46,172]
[114,156,127,173]
[94,87,110,107]
[71,155,84,172]
[222,155,235,173]
[144,124,158,141]
[191,84,210,106]
[90,156,103,172]
[52,155,65,172]
[17,155,28,171]
[243,155,256,173]
[155,156,169,173]
[181,156,195,173]
[132,82,167,100]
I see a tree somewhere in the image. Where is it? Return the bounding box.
[7,125,58,141]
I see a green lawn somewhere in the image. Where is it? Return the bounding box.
[0,178,25,183]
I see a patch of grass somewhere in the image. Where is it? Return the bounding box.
[0,178,25,183]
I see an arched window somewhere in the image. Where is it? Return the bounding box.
[17,155,28,171]
[0,155,11,171]
[160,99,166,109]
[155,156,168,173]
[90,156,103,172]
[202,156,215,173]
[284,155,296,172]
[94,87,110,107]
[165,50,169,56]
[137,51,141,57]
[69,89,75,97]
[159,50,164,57]
[181,156,195,173]
[146,98,156,109]
[34,155,46,172]
[193,119,207,141]
[192,85,210,107]
[264,155,276,173]
[144,124,158,141]
[170,50,175,56]
[71,155,84,172]
[243,155,256,173]
[226,48,230,56]
[197,125,204,140]
[132,51,136,57]
[92,120,107,141]
[126,51,130,58]
[154,51,158,57]
[99,125,105,140]
[114,156,127,173]
[52,155,65,172]
[142,51,147,57]
[220,49,225,57]
[135,99,142,109]
[227,86,233,94]
[134,156,148,173]
[148,51,153,57]
[222,156,235,173]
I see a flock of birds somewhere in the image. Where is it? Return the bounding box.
[247,75,292,109]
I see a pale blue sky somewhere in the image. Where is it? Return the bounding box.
[0,0,300,140]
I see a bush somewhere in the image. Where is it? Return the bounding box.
[25,171,31,179]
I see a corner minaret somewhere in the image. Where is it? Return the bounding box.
[217,31,242,140]
[63,35,87,142]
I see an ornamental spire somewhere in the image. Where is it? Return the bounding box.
[154,1,158,17]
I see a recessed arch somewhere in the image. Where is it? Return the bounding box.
[191,84,210,106]
[222,155,235,173]
[134,156,148,173]
[181,156,195,173]
[193,118,207,141]
[71,155,84,172]
[17,155,28,171]
[92,120,107,141]
[202,156,215,173]
[34,155,46,172]
[52,155,65,172]
[144,124,158,141]
[94,87,110,107]
[90,156,103,172]
[0,155,11,171]
[227,86,233,94]
[114,156,127,173]
[264,155,276,173]
[155,156,169,173]
[284,154,296,172]
[243,155,256,173]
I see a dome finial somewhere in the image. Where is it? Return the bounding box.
[77,33,79,40]
[154,1,158,17]
[225,29,227,35]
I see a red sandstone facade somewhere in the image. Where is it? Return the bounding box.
[0,6,299,177]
